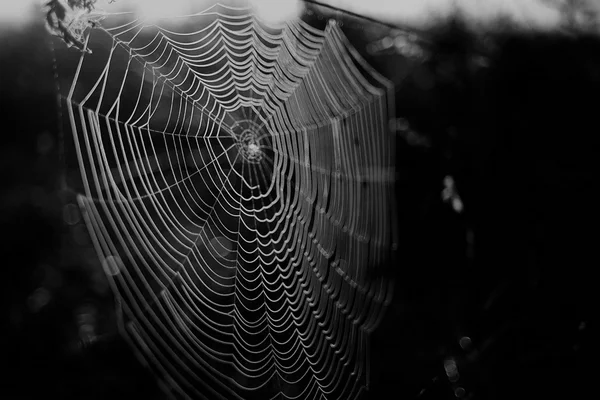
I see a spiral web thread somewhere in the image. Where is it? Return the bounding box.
[60,2,397,399]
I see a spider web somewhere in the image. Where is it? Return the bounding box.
[57,2,398,399]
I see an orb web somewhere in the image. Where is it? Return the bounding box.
[58,2,398,399]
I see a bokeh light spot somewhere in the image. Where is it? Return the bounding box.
[27,288,51,313]
[452,197,464,213]
[455,387,466,398]
[444,358,459,379]
[210,236,233,258]
[102,255,123,276]
[459,336,472,350]
[63,203,81,225]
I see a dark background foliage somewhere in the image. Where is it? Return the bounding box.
[1,11,596,400]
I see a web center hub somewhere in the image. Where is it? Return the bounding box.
[238,128,264,163]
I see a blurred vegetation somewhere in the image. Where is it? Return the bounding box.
[1,18,161,400]
[369,16,596,400]
[1,7,596,400]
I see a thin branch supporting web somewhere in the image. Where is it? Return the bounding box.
[59,2,397,399]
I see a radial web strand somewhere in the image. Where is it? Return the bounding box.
[57,2,398,399]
